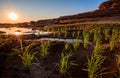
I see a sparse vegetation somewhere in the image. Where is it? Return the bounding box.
[110,35,116,51]
[104,28,110,40]
[14,40,38,70]
[59,52,74,77]
[0,22,120,78]
[73,39,80,52]
[40,41,50,59]
[85,36,106,78]
[83,31,89,48]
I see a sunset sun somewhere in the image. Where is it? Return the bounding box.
[8,12,18,20]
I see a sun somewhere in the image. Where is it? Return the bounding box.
[8,12,18,20]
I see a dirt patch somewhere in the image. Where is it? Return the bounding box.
[0,38,120,78]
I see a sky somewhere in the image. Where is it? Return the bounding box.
[0,0,105,23]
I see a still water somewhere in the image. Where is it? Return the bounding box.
[0,27,92,44]
[0,27,50,35]
[36,38,92,44]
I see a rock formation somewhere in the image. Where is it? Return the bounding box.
[99,0,120,9]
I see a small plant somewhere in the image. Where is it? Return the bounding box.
[110,35,116,51]
[73,39,80,52]
[58,42,77,77]
[112,28,119,37]
[58,32,61,38]
[93,30,98,42]
[84,36,106,78]
[64,32,67,39]
[40,41,50,59]
[86,48,106,78]
[83,31,89,48]
[59,52,74,77]
[77,31,80,37]
[36,30,40,37]
[53,32,56,37]
[68,27,71,31]
[104,28,110,40]
[72,32,75,37]
[97,28,102,34]
[51,29,55,37]
[14,40,38,71]
[63,43,70,55]
[86,55,105,78]
[94,35,102,55]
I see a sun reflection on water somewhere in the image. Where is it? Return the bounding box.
[15,31,21,35]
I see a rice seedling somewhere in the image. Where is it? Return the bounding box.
[73,39,80,52]
[77,31,80,37]
[51,29,56,37]
[72,32,75,37]
[36,30,40,37]
[86,54,105,78]
[97,27,102,34]
[110,35,116,51]
[64,32,67,39]
[112,28,118,37]
[45,26,50,32]
[58,31,61,38]
[86,48,106,78]
[40,41,50,59]
[53,32,56,37]
[59,52,74,77]
[63,43,70,55]
[57,28,60,32]
[90,29,93,35]
[83,31,89,48]
[104,28,110,40]
[84,35,107,78]
[112,28,119,42]
[44,26,49,30]
[68,27,71,31]
[94,35,102,55]
[93,30,98,42]
[14,40,38,71]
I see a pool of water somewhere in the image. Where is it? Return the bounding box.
[0,27,92,44]
[0,27,51,35]
[36,38,92,44]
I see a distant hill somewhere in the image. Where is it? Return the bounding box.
[34,0,120,26]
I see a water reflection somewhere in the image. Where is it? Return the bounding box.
[0,27,51,35]
[0,27,92,44]
[14,30,21,35]
[0,27,32,35]
[38,38,92,44]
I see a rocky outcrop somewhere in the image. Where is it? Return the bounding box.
[99,0,120,9]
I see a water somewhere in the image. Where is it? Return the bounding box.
[0,27,32,34]
[0,27,51,35]
[0,27,92,44]
[36,38,92,44]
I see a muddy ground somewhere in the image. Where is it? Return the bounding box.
[0,34,120,78]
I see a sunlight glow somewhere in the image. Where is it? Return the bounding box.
[9,12,18,20]
[15,31,21,35]
[15,29,21,35]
